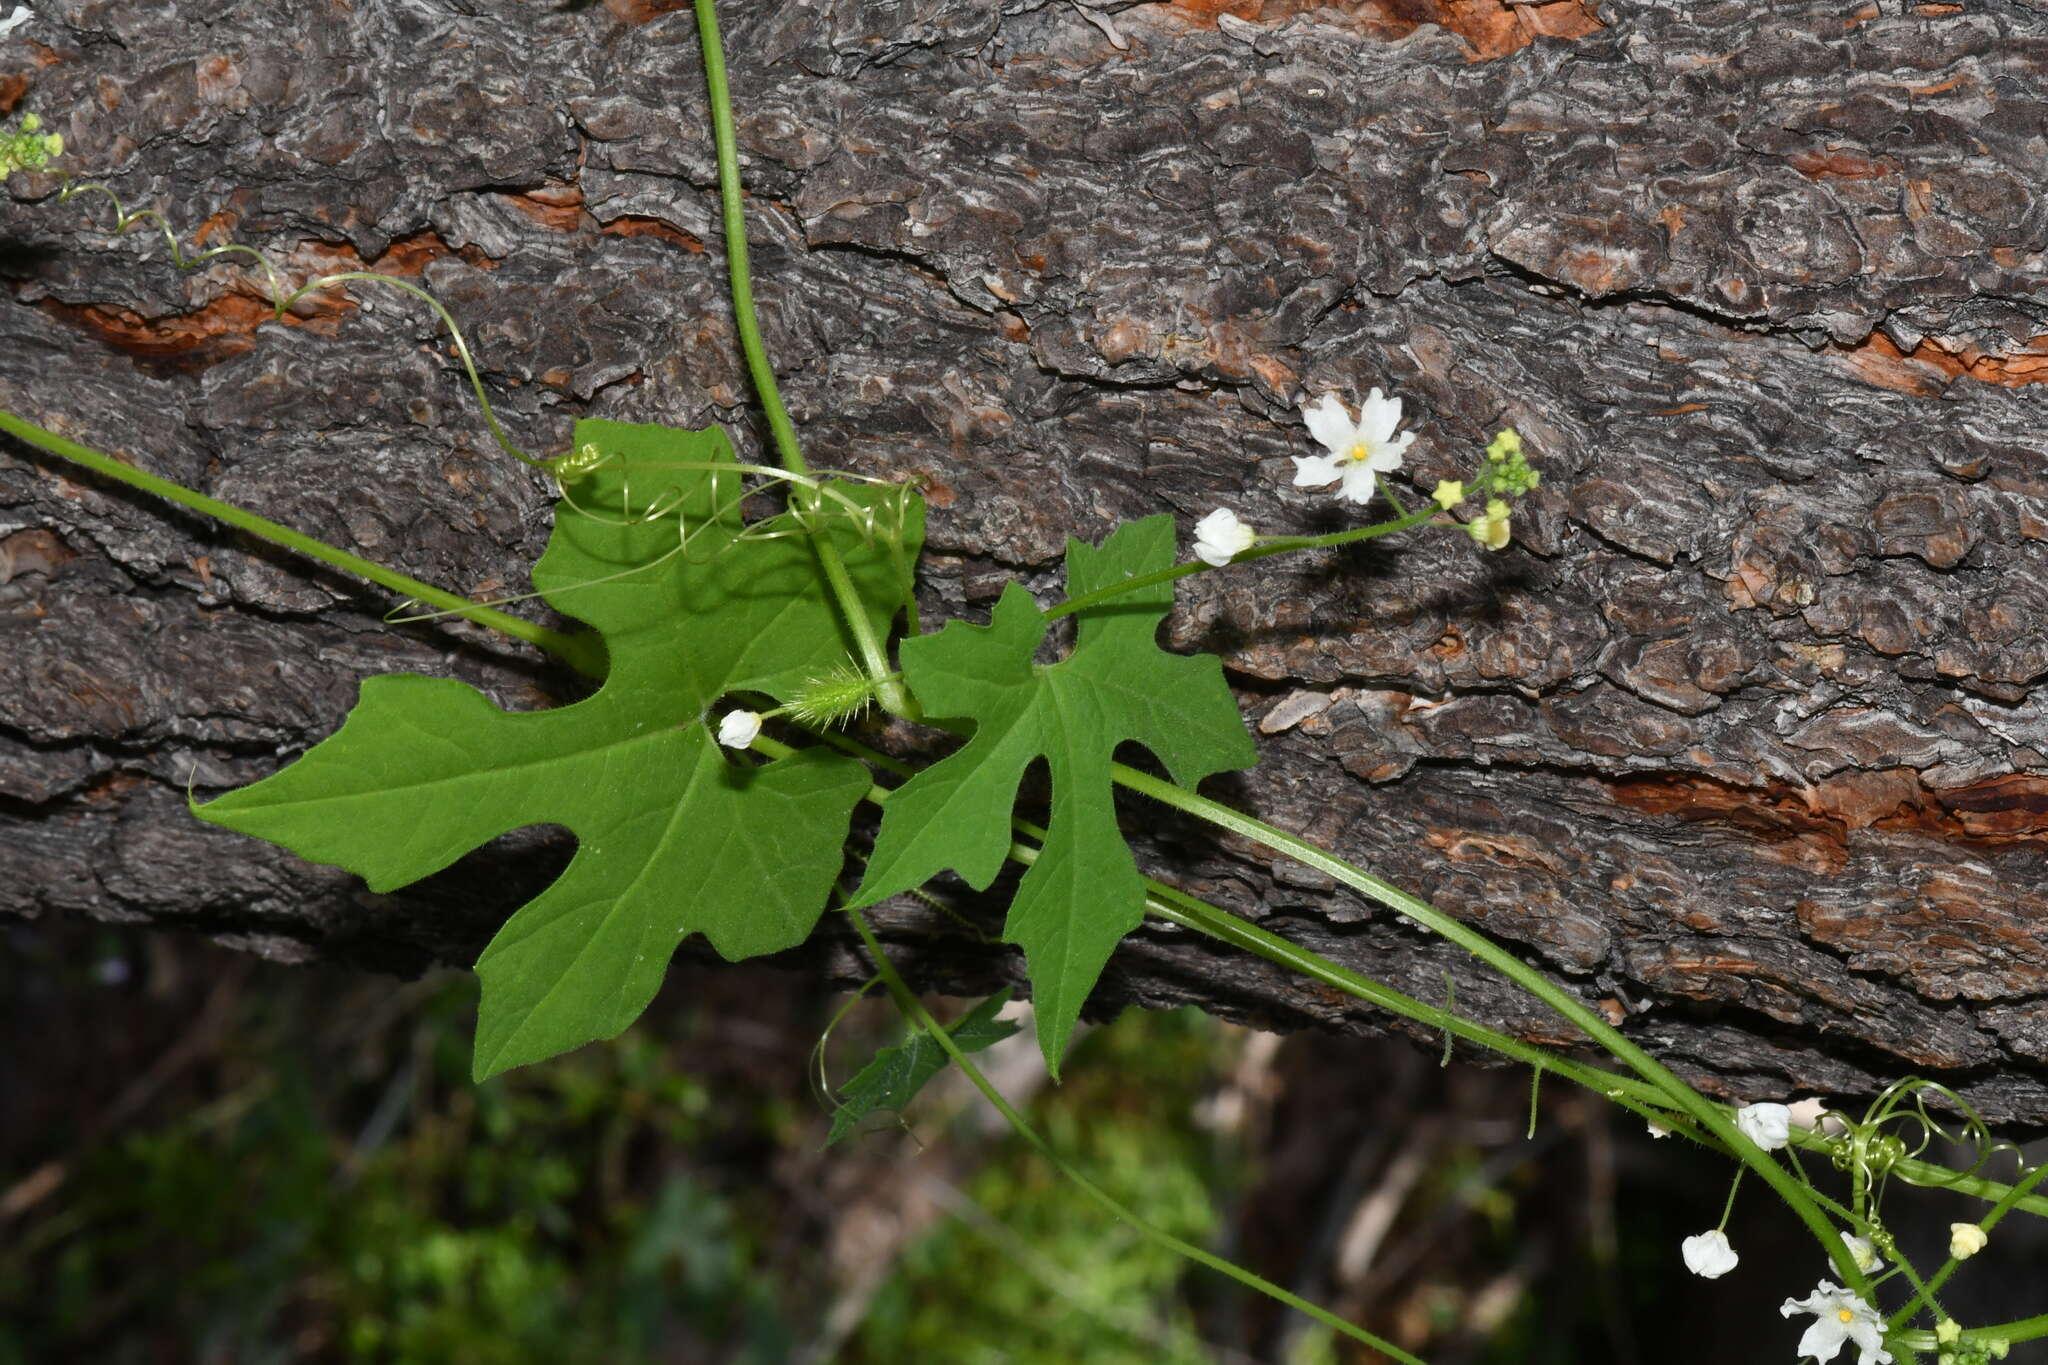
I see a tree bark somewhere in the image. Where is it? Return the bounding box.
[7,0,2048,1121]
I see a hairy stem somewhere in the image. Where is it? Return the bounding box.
[0,408,606,678]
[691,0,911,717]
[1110,763,1872,1295]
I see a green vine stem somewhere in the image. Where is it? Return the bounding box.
[1044,506,1437,621]
[44,180,548,471]
[1107,762,1873,1297]
[0,407,607,678]
[842,905,1431,1365]
[691,0,911,718]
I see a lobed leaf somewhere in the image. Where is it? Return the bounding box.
[197,419,923,1079]
[848,515,1255,1074]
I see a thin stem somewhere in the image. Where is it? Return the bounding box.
[1043,507,1435,621]
[784,725,1709,1135]
[691,0,910,716]
[0,408,605,677]
[1886,1160,2048,1334]
[1109,762,1870,1294]
[295,273,545,470]
[51,181,547,471]
[844,907,1432,1365]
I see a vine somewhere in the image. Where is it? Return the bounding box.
[0,10,2037,1358]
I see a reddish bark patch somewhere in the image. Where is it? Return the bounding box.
[599,216,706,252]
[1606,769,2048,849]
[0,72,29,116]
[1787,149,1896,181]
[32,229,494,373]
[602,0,690,23]
[501,186,587,233]
[1159,0,1603,59]
[1836,329,2048,394]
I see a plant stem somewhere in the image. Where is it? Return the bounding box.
[778,726,1702,1132]
[0,408,606,677]
[1043,507,1435,621]
[691,0,911,717]
[1108,761,1871,1294]
[844,907,1433,1365]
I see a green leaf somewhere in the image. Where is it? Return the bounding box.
[826,990,1020,1145]
[196,419,924,1079]
[848,515,1255,1074]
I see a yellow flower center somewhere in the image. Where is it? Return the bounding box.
[1347,441,1371,462]
[1838,1309,1856,1324]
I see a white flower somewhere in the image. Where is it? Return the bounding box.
[1737,1102,1793,1151]
[1647,1118,1673,1139]
[1949,1223,1988,1260]
[1780,1282,1892,1364]
[716,709,762,749]
[0,7,32,39]
[1682,1229,1739,1278]
[1843,1235,1882,1274]
[1292,389,1416,505]
[1191,507,1257,567]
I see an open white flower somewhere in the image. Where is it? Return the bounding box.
[1781,1282,1892,1364]
[1843,1235,1882,1275]
[1682,1229,1739,1278]
[716,709,762,749]
[1737,1101,1793,1151]
[1292,389,1415,505]
[1191,507,1257,567]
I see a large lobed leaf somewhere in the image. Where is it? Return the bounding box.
[198,419,923,1079]
[848,515,1255,1074]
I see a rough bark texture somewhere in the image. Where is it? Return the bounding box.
[7,0,2048,1121]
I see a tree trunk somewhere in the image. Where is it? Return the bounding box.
[7,0,2048,1122]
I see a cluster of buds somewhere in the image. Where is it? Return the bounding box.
[1430,428,1542,552]
[0,112,63,177]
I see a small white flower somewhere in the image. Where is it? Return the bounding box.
[1949,1222,1988,1260]
[1646,1118,1673,1139]
[716,709,762,749]
[1191,507,1257,567]
[0,7,32,39]
[1292,388,1416,506]
[1843,1235,1882,1274]
[1780,1281,1892,1364]
[1737,1101,1793,1151]
[1682,1229,1739,1278]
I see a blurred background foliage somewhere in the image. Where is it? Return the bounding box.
[4,910,2016,1364]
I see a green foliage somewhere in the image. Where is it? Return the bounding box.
[827,990,1021,1145]
[0,969,805,1365]
[850,515,1256,1072]
[848,1008,1227,1365]
[196,419,923,1078]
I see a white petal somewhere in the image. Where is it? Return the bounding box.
[1301,393,1360,455]
[1356,387,1403,444]
[1681,1230,1739,1278]
[1736,1102,1792,1151]
[717,709,762,749]
[1335,461,1381,504]
[1375,429,1416,470]
[1192,509,1255,566]
[1797,1317,1849,1363]
[1292,452,1344,487]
